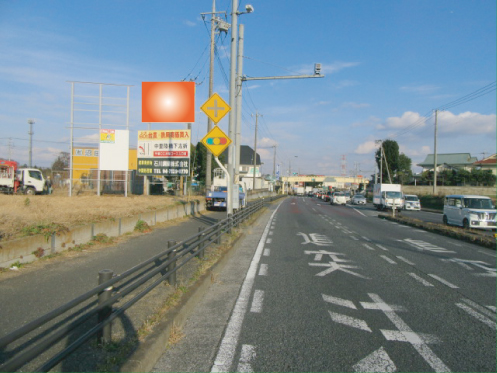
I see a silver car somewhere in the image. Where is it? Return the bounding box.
[351,194,366,205]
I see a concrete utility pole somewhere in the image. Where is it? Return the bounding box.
[433,109,438,195]
[272,145,277,178]
[27,119,35,167]
[252,112,261,190]
[200,0,229,191]
[235,23,244,185]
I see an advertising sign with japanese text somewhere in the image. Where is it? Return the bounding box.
[137,130,191,176]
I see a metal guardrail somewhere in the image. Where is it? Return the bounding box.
[0,195,284,372]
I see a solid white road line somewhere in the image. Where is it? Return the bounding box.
[352,207,367,217]
[408,273,434,287]
[250,290,264,313]
[428,274,459,289]
[211,206,280,372]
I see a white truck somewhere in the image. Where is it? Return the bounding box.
[296,187,305,196]
[373,183,404,211]
[0,160,47,195]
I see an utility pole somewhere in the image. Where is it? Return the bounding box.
[8,138,13,161]
[433,109,438,195]
[272,145,276,178]
[252,112,261,190]
[235,23,244,185]
[27,119,35,167]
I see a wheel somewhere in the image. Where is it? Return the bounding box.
[463,219,470,230]
[443,215,448,225]
[25,188,36,195]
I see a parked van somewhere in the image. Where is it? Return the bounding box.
[443,195,496,230]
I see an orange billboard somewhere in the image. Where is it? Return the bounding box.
[142,82,195,123]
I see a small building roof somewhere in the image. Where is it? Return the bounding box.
[473,154,496,166]
[418,153,478,167]
[221,145,261,166]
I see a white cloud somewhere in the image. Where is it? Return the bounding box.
[438,111,496,136]
[354,140,378,155]
[400,85,440,94]
[184,20,196,27]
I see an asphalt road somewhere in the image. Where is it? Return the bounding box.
[154,196,496,372]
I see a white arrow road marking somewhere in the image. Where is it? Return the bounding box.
[400,238,455,254]
[322,294,357,309]
[250,290,264,313]
[428,274,459,288]
[461,298,496,320]
[456,303,496,329]
[328,311,372,332]
[408,273,434,287]
[352,347,396,373]
[381,330,441,344]
[366,293,451,372]
[309,262,370,279]
[211,206,280,372]
[237,344,256,373]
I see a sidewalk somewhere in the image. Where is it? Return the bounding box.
[123,200,280,372]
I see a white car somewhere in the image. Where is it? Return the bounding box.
[404,195,421,211]
[330,192,347,205]
[443,194,496,230]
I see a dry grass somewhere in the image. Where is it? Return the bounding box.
[0,189,188,241]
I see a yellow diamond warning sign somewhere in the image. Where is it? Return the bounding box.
[200,93,231,124]
[201,126,232,157]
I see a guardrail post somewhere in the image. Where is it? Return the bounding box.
[197,226,205,259]
[215,219,221,244]
[97,269,114,344]
[167,240,177,286]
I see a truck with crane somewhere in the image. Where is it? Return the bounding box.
[0,160,47,195]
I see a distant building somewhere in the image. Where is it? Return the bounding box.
[473,154,497,175]
[417,153,477,172]
[221,145,262,177]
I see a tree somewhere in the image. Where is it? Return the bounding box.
[375,140,399,183]
[192,142,226,186]
[52,151,70,170]
[397,153,412,184]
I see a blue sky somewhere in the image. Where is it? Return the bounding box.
[1,0,495,178]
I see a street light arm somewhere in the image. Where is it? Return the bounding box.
[242,74,324,81]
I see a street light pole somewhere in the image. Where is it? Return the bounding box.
[27,119,35,167]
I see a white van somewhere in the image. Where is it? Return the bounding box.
[443,195,496,230]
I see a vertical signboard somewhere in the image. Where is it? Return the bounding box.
[99,129,129,171]
[137,130,191,176]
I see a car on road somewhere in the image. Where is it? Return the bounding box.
[330,192,347,205]
[443,194,496,230]
[322,192,332,202]
[404,194,421,211]
[350,194,366,205]
[344,191,351,204]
